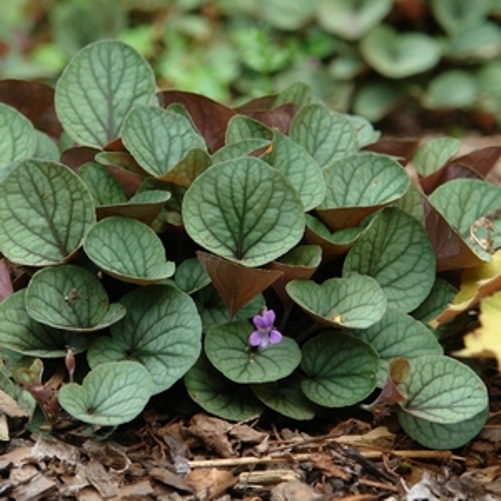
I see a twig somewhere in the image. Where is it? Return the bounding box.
[187,449,463,469]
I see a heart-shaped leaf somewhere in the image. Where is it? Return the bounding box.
[197,251,282,318]
[413,137,461,177]
[56,40,157,147]
[122,106,206,178]
[301,331,379,407]
[317,153,410,230]
[317,0,393,40]
[361,25,441,78]
[211,139,271,164]
[432,0,490,34]
[251,377,316,421]
[264,131,326,211]
[424,198,485,272]
[183,157,305,267]
[33,131,60,162]
[175,257,211,294]
[0,103,36,175]
[226,115,273,142]
[429,179,501,260]
[184,354,265,422]
[87,285,202,394]
[58,361,153,426]
[204,321,301,384]
[304,215,364,259]
[267,245,322,304]
[0,290,90,357]
[79,162,128,205]
[25,265,126,332]
[157,90,236,153]
[193,285,264,333]
[286,276,387,329]
[343,208,436,312]
[0,159,96,266]
[289,104,358,168]
[411,278,457,324]
[84,217,175,285]
[422,71,479,110]
[399,405,488,450]
[398,355,488,424]
[350,309,443,386]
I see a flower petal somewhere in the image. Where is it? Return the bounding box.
[249,330,263,347]
[253,314,268,329]
[262,309,276,327]
[269,329,283,345]
[260,334,270,349]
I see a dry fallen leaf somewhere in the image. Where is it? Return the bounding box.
[454,290,501,368]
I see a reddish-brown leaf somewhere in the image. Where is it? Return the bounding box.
[242,103,298,135]
[0,259,13,303]
[197,251,282,318]
[0,79,62,138]
[424,198,485,271]
[157,90,235,153]
[364,137,420,166]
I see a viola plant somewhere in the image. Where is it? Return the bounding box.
[0,40,498,450]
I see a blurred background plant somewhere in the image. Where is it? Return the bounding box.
[2,0,501,131]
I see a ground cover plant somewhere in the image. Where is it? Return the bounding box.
[0,40,500,453]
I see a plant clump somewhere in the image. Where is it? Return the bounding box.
[0,40,499,450]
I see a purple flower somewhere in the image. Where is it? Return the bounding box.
[249,308,282,349]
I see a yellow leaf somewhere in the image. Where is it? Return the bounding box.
[433,250,501,326]
[454,290,501,369]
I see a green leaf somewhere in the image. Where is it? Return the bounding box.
[411,278,457,324]
[79,162,128,205]
[274,82,321,108]
[353,81,402,122]
[392,182,425,226]
[289,104,358,168]
[25,265,125,332]
[183,157,305,267]
[84,217,175,285]
[413,138,461,177]
[360,25,441,78]
[211,139,270,164]
[0,103,36,175]
[286,276,387,329]
[0,291,89,357]
[398,355,488,423]
[398,405,488,449]
[0,159,96,266]
[422,71,479,110]
[301,331,379,407]
[447,22,501,60]
[55,40,157,147]
[316,0,393,40]
[33,131,59,162]
[350,309,443,386]
[343,208,436,312]
[122,106,205,178]
[87,285,202,394]
[193,285,264,333]
[429,179,501,260]
[58,361,153,426]
[175,257,211,294]
[264,131,326,211]
[204,321,301,384]
[184,354,265,421]
[317,153,409,230]
[432,0,490,34]
[261,0,318,30]
[304,215,364,258]
[343,114,381,148]
[251,377,315,420]
[226,115,273,142]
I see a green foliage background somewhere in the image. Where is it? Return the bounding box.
[3,0,501,125]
